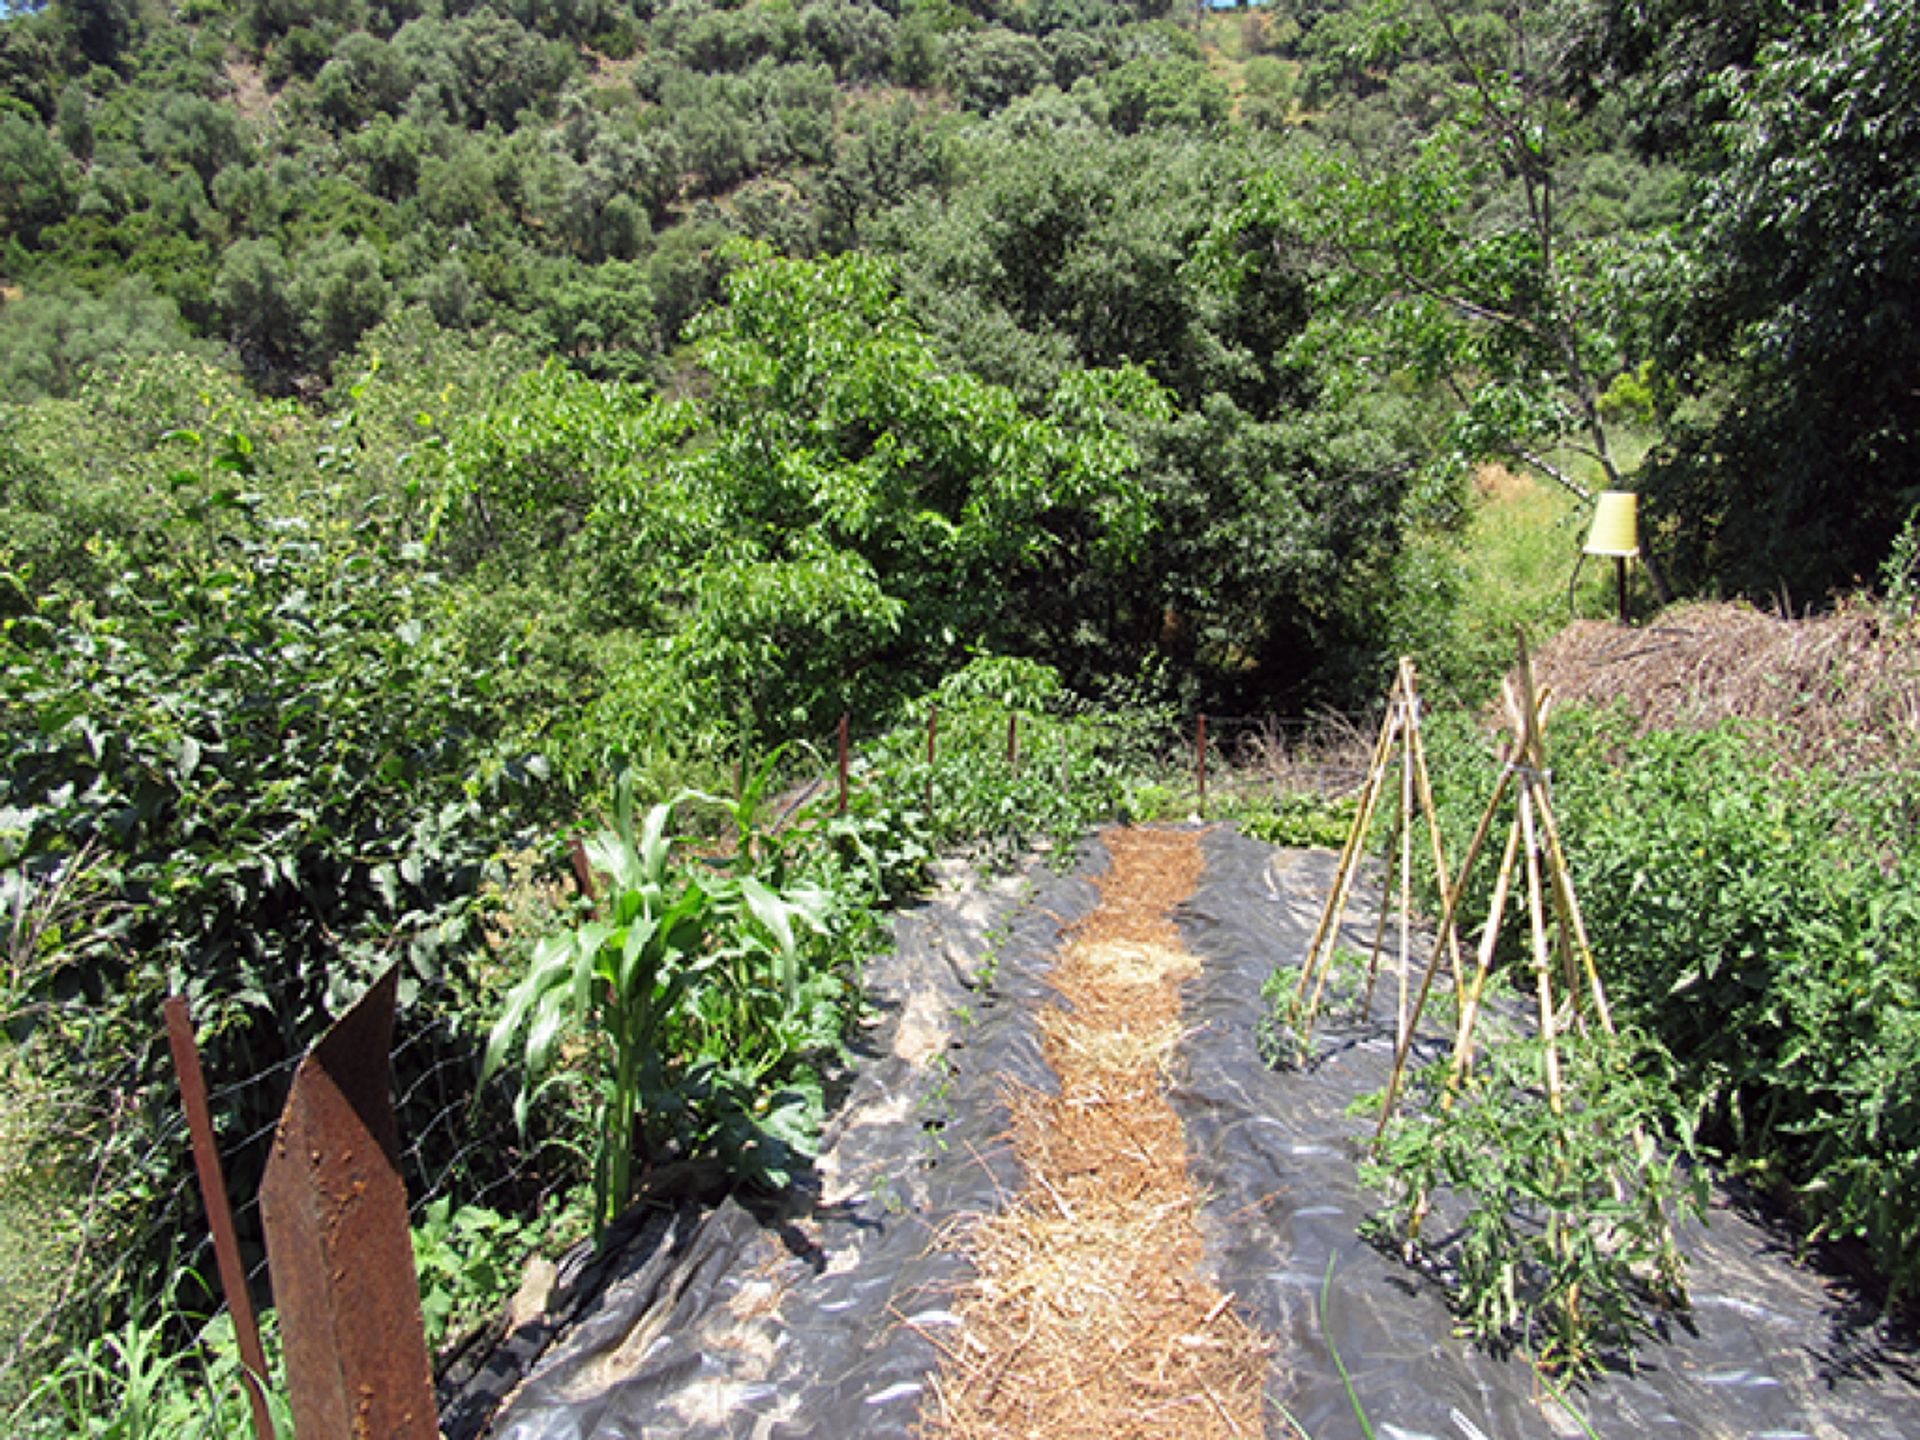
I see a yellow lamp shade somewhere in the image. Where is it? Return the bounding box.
[1584,490,1640,557]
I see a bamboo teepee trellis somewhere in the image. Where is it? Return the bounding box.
[1285,640,1624,1123]
[1370,633,1621,1143]
[1283,637,1688,1361]
[1285,657,1465,1061]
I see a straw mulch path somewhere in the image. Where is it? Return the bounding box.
[918,826,1271,1440]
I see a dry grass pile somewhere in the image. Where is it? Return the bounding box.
[919,828,1270,1440]
[1531,601,1920,774]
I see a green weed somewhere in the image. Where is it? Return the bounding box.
[21,1303,294,1440]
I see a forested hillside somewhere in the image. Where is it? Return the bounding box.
[6,0,1915,632]
[3,0,1918,1429]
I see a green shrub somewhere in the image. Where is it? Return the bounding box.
[1238,790,1357,849]
[1420,704,1920,1299]
[1365,1030,1705,1372]
[0,472,548,1372]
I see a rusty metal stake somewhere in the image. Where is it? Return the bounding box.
[163,997,276,1440]
[926,705,939,814]
[261,966,438,1440]
[569,835,597,901]
[838,711,850,816]
[1196,712,1208,819]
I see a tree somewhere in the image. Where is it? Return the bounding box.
[301,239,392,370]
[314,32,415,131]
[51,0,139,67]
[214,237,305,381]
[0,106,73,246]
[0,279,202,400]
[950,29,1051,114]
[1629,0,1920,597]
[1222,0,1667,514]
[875,106,1427,703]
[140,92,249,187]
[589,249,1167,736]
[1101,52,1229,133]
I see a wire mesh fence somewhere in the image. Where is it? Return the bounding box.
[0,696,1383,1431]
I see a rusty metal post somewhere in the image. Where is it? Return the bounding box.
[261,966,438,1440]
[1197,713,1208,819]
[926,705,939,814]
[569,835,597,901]
[838,711,850,816]
[163,997,275,1440]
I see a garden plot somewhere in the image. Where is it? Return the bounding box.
[455,851,1095,1440]
[1179,829,1920,1439]
[452,828,1920,1440]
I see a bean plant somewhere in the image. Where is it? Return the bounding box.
[1414,702,1920,1306]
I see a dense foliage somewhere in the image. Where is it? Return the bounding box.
[1621,0,1920,598]
[1420,703,1920,1303]
[5,0,1920,1426]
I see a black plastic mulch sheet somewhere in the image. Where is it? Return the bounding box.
[469,850,1102,1440]
[461,827,1920,1440]
[1176,825,1920,1440]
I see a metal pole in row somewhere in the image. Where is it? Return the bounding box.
[838,711,851,816]
[1196,712,1208,819]
[164,997,276,1440]
[926,705,939,814]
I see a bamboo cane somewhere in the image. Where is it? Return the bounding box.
[1293,697,1404,1050]
[1447,812,1524,1098]
[1396,665,1417,1049]
[1300,700,1405,1039]
[1293,688,1401,1010]
[1518,780,1566,1119]
[1360,678,1414,1018]
[1371,737,1517,1141]
[1507,639,1617,1036]
[1496,680,1582,1030]
[1533,783,1616,1035]
[1405,680,1467,993]
[1358,816,1398,1019]
[1403,810,1525,1243]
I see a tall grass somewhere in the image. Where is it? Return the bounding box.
[1405,462,1638,703]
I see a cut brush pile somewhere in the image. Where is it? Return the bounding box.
[1532,600,1920,775]
[919,827,1271,1440]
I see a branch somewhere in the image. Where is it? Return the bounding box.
[1513,447,1593,505]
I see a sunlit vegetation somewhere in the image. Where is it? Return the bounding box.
[3,0,1918,1426]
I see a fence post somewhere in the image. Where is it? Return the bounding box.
[1007,712,1020,776]
[163,998,275,1440]
[1197,712,1208,819]
[261,966,439,1440]
[926,705,939,814]
[569,835,597,901]
[838,711,851,816]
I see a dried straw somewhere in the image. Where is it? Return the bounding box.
[1530,601,1920,778]
[918,828,1272,1440]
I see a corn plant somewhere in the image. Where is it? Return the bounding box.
[484,787,716,1237]
[485,778,847,1235]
